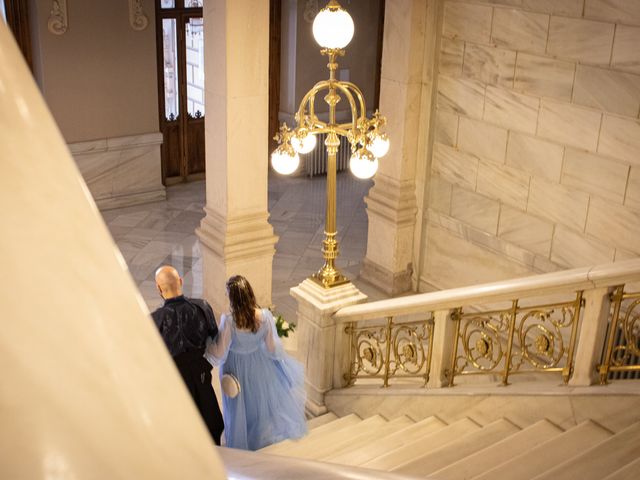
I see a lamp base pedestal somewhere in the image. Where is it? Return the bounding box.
[291,278,367,414]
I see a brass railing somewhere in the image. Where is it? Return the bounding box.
[332,259,640,390]
[447,292,584,386]
[598,286,640,383]
[344,316,434,387]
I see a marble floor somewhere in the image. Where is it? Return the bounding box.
[102,172,387,325]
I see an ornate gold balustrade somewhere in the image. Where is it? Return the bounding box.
[599,286,640,383]
[333,259,640,389]
[344,316,434,387]
[448,293,583,386]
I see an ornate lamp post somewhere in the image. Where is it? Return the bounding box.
[271,0,390,288]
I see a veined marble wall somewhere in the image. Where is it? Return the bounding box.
[421,0,640,290]
[69,133,166,210]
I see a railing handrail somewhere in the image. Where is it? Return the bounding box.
[334,259,640,323]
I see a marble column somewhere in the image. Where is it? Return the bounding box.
[197,0,278,314]
[361,0,429,295]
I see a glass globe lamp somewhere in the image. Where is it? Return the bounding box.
[291,133,317,154]
[312,1,354,49]
[369,133,390,158]
[271,147,300,175]
[349,147,378,179]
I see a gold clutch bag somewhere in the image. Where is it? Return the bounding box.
[221,373,241,398]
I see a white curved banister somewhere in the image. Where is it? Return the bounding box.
[334,259,640,323]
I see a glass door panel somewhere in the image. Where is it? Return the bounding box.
[162,18,179,120]
[183,16,205,174]
[157,2,205,183]
[185,17,204,118]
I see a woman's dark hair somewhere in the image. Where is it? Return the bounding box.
[226,275,259,332]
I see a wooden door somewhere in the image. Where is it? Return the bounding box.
[156,0,205,184]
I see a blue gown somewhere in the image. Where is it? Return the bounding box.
[204,308,307,450]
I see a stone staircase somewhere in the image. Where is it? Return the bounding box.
[259,413,640,479]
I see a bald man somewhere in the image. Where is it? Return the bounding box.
[151,266,224,445]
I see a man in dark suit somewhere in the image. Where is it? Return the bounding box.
[152,265,224,445]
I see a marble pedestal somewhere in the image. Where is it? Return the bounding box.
[291,279,368,416]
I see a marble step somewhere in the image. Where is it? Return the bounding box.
[307,412,338,430]
[393,418,521,476]
[431,419,563,480]
[326,416,448,466]
[472,420,613,480]
[602,457,640,480]
[260,413,361,454]
[530,421,640,480]
[313,416,415,461]
[361,417,482,471]
[278,415,388,458]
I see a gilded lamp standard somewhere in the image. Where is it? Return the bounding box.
[271,0,390,288]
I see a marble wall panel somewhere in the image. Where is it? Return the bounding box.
[547,16,614,66]
[506,132,564,182]
[429,174,453,213]
[522,0,585,17]
[585,0,640,26]
[498,205,554,256]
[586,197,640,253]
[75,150,119,200]
[437,76,486,119]
[514,53,575,101]
[113,146,162,195]
[537,100,602,151]
[484,0,523,6]
[71,132,165,210]
[626,167,640,211]
[562,149,630,204]
[528,178,590,231]
[598,114,640,167]
[432,143,479,190]
[491,8,549,54]
[614,248,639,261]
[573,65,640,117]
[423,223,533,289]
[611,25,640,75]
[434,110,459,147]
[476,160,530,209]
[440,38,465,77]
[457,116,508,164]
[462,43,516,88]
[551,224,616,267]
[450,187,500,234]
[443,2,493,44]
[484,85,539,134]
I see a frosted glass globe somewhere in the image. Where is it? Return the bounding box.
[291,133,317,154]
[369,134,390,158]
[271,149,300,175]
[349,150,379,179]
[312,6,354,49]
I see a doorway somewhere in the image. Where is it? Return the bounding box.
[155,0,205,185]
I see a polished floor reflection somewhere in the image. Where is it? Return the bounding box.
[102,172,386,322]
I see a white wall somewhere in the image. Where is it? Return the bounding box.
[419,0,640,290]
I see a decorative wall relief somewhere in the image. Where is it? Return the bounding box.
[128,0,149,31]
[48,0,68,35]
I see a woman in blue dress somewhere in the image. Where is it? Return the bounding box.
[204,275,307,450]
